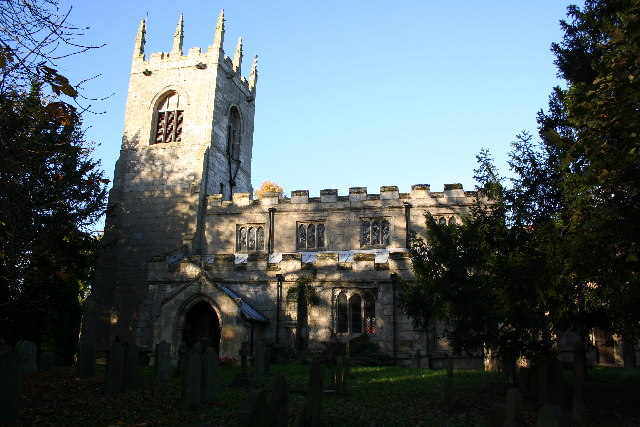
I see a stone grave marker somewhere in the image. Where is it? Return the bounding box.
[39,351,55,371]
[293,399,310,427]
[518,366,530,397]
[233,342,252,388]
[548,356,564,407]
[77,340,95,378]
[0,350,22,422]
[335,356,344,394]
[269,374,288,427]
[536,404,568,427]
[105,340,125,394]
[415,349,422,369]
[307,361,324,427]
[446,357,454,412]
[505,387,524,427]
[175,341,187,377]
[154,340,172,381]
[536,356,550,404]
[202,347,219,402]
[181,344,203,409]
[200,338,211,351]
[15,340,37,373]
[237,388,268,427]
[124,342,139,389]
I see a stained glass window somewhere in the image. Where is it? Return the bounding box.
[349,294,362,334]
[297,222,325,250]
[317,223,325,248]
[256,227,265,250]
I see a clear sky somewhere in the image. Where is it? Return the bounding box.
[56,1,580,201]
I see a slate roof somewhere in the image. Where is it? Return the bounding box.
[219,286,268,323]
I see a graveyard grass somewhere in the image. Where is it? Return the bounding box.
[7,363,640,426]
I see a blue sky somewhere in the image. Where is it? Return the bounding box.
[57,1,580,200]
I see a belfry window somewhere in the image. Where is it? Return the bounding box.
[297,222,326,250]
[361,218,390,247]
[227,107,241,161]
[236,225,265,252]
[154,92,183,144]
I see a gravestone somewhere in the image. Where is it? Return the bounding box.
[446,357,454,412]
[0,351,22,422]
[77,340,95,378]
[238,388,269,427]
[293,399,310,427]
[202,347,219,402]
[415,349,421,369]
[505,387,524,427]
[307,361,324,427]
[15,340,37,373]
[39,351,55,372]
[154,340,172,381]
[233,342,252,388]
[529,364,539,401]
[181,344,203,409]
[334,356,344,394]
[124,342,139,389]
[518,366,530,397]
[491,403,506,427]
[536,404,568,427]
[176,341,187,377]
[269,374,288,427]
[105,340,125,394]
[536,356,550,404]
[200,338,211,351]
[548,356,564,407]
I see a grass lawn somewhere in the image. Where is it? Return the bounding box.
[6,363,640,426]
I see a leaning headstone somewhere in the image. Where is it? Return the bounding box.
[536,404,568,427]
[233,342,252,388]
[39,351,55,372]
[505,387,524,427]
[124,342,139,389]
[181,345,203,409]
[269,374,288,427]
[238,388,269,427]
[202,347,219,402]
[105,340,125,394]
[154,340,172,381]
[307,361,324,427]
[0,351,22,422]
[77,340,95,378]
[15,340,37,373]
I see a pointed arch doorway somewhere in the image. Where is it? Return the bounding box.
[183,300,221,354]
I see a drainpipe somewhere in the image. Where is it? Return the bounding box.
[275,274,283,344]
[268,208,276,254]
[391,273,398,365]
[403,202,412,249]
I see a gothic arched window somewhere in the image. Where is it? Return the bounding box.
[236,224,264,252]
[227,107,241,161]
[297,221,326,250]
[154,91,183,144]
[438,217,447,226]
[349,294,362,334]
[364,293,377,334]
[361,218,390,247]
[336,293,348,333]
[449,216,457,226]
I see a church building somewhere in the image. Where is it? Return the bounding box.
[85,11,486,368]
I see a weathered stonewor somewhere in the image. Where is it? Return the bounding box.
[124,342,140,389]
[15,340,37,373]
[202,347,219,402]
[181,344,203,409]
[39,351,55,372]
[536,404,568,427]
[77,340,95,378]
[104,341,125,394]
[0,350,22,422]
[233,342,252,388]
[238,388,269,427]
[154,340,172,381]
[269,374,288,427]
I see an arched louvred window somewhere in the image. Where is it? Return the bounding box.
[336,293,348,333]
[248,227,256,251]
[154,92,183,144]
[449,216,457,226]
[349,294,362,334]
[317,223,325,248]
[237,227,247,251]
[438,217,447,226]
[256,226,265,250]
[227,106,241,161]
[364,293,377,334]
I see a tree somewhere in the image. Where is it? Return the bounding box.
[253,180,284,200]
[287,276,320,353]
[0,85,107,363]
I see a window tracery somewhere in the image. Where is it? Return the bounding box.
[297,221,326,250]
[335,290,377,335]
[361,218,390,247]
[236,224,265,252]
[154,92,183,144]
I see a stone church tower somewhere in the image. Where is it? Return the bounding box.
[86,11,258,350]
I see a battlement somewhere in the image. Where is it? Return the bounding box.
[207,184,478,210]
[130,10,257,94]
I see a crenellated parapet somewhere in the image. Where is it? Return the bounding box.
[130,10,257,97]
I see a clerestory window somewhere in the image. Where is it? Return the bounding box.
[361,218,390,247]
[236,224,265,252]
[154,92,183,144]
[297,221,325,250]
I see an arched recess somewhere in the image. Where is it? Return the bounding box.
[175,295,222,354]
